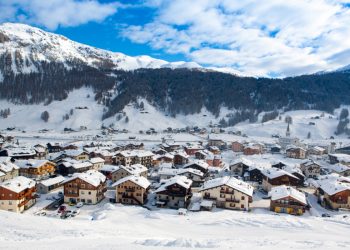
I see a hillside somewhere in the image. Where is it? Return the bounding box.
[1,23,350,131]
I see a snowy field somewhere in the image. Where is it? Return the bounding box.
[1,201,350,250]
[1,87,349,142]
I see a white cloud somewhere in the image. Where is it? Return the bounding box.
[0,0,120,30]
[120,0,350,77]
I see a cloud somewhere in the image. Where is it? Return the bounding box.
[119,0,350,77]
[0,0,120,30]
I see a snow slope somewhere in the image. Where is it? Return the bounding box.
[0,88,344,141]
[0,204,349,250]
[0,23,203,75]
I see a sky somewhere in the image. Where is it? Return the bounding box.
[1,0,350,77]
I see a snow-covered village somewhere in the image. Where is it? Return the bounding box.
[1,108,350,249]
[2,1,350,249]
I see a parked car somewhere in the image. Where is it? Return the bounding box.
[322,213,331,218]
[76,202,84,208]
[58,205,67,213]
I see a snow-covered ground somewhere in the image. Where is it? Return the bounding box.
[1,201,349,250]
[0,87,348,142]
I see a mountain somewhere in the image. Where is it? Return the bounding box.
[1,23,350,132]
[0,22,203,77]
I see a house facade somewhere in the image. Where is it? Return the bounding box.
[16,160,56,180]
[155,176,192,209]
[199,176,253,211]
[63,170,106,204]
[0,176,36,213]
[112,175,150,205]
[269,185,307,215]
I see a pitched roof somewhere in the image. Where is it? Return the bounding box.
[0,176,36,193]
[269,185,307,205]
[16,159,54,169]
[112,175,150,189]
[199,176,254,196]
[39,176,66,187]
[262,168,299,180]
[155,175,192,193]
[64,170,106,187]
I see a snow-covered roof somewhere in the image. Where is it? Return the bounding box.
[64,170,106,187]
[262,168,299,180]
[16,159,54,169]
[325,163,350,174]
[269,185,307,205]
[329,153,350,163]
[112,175,150,189]
[319,178,350,196]
[0,176,36,193]
[100,164,119,172]
[184,160,209,170]
[39,176,66,187]
[89,157,105,164]
[155,175,192,193]
[199,176,254,196]
[158,167,204,178]
[2,147,36,157]
[63,149,86,157]
[118,150,154,158]
[0,158,19,173]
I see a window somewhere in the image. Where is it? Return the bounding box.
[241,196,245,200]
[241,204,244,209]
[81,184,85,188]
[88,192,91,195]
[81,191,85,195]
[8,201,12,205]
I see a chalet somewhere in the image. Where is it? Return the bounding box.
[283,165,305,186]
[269,144,281,154]
[300,160,321,179]
[56,159,93,176]
[328,154,350,166]
[0,176,36,213]
[160,142,181,152]
[262,168,300,192]
[269,185,307,215]
[152,153,174,167]
[16,160,56,180]
[47,142,63,153]
[33,144,48,159]
[286,146,307,159]
[316,177,350,210]
[47,142,78,153]
[173,151,189,165]
[110,164,148,183]
[91,150,115,164]
[62,150,89,161]
[199,176,253,211]
[231,141,244,152]
[325,163,350,177]
[184,160,209,174]
[63,170,106,205]
[36,176,66,194]
[278,136,300,149]
[155,175,192,209]
[0,147,36,160]
[243,145,261,155]
[112,175,150,205]
[158,167,204,187]
[308,146,326,156]
[114,150,154,168]
[0,157,19,182]
[89,157,105,170]
[184,144,203,156]
[228,159,250,177]
[207,139,226,149]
